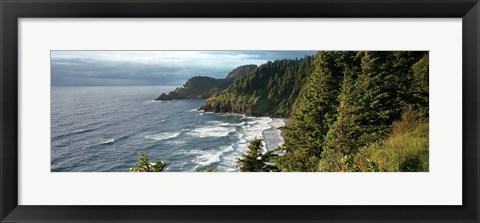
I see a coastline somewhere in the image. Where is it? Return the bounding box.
[279,118,293,138]
[190,111,286,172]
[199,110,287,151]
[262,118,286,151]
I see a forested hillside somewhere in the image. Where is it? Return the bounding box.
[200,56,314,117]
[203,51,429,172]
[156,76,232,100]
[226,64,258,79]
[275,51,429,172]
[156,65,257,100]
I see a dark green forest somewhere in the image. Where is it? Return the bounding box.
[202,51,429,172]
[200,56,314,117]
[156,65,257,100]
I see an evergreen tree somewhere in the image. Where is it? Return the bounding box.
[238,137,278,172]
[411,54,429,118]
[324,68,361,155]
[201,56,314,117]
[351,51,423,146]
[352,52,397,145]
[238,137,265,172]
[130,152,167,172]
[276,52,345,171]
[199,51,429,172]
[276,51,427,172]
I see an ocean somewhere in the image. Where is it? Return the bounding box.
[51,86,284,172]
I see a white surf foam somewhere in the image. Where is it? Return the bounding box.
[186,126,235,138]
[208,117,271,171]
[206,120,223,125]
[263,118,285,150]
[191,145,235,169]
[102,139,115,144]
[244,117,272,141]
[208,120,246,127]
[212,117,286,171]
[145,131,181,141]
[219,121,245,127]
[170,112,285,171]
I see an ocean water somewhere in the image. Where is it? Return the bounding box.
[51,86,284,172]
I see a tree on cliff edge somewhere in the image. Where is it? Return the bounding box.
[130,152,168,172]
[238,137,278,172]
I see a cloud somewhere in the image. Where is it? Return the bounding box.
[51,51,316,86]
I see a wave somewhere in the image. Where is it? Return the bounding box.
[206,120,223,125]
[219,121,246,127]
[55,120,120,140]
[193,151,222,166]
[206,120,245,127]
[208,116,285,171]
[77,129,94,133]
[145,131,181,141]
[186,126,236,138]
[191,145,235,168]
[262,118,285,150]
[243,117,272,141]
[51,128,96,141]
[164,139,186,145]
[102,139,115,144]
[81,135,131,152]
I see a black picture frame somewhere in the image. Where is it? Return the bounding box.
[1,0,479,222]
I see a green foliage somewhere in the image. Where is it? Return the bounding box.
[356,119,429,172]
[399,154,424,172]
[276,52,359,171]
[324,68,361,155]
[318,107,429,172]
[156,76,233,100]
[411,54,429,118]
[275,51,429,172]
[225,64,257,79]
[206,168,218,172]
[351,52,421,146]
[238,137,278,172]
[201,56,314,117]
[129,152,168,172]
[197,51,428,172]
[156,65,256,101]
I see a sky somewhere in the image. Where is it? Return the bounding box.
[51,51,316,86]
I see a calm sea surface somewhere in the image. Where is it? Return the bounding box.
[51,86,284,172]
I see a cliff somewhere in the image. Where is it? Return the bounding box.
[225,64,257,79]
[156,76,231,100]
[156,65,257,101]
[200,101,255,116]
[199,56,314,117]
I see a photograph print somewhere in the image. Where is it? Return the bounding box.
[51,50,429,172]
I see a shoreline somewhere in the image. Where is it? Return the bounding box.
[262,118,286,151]
[201,109,289,152]
[191,112,285,172]
[279,118,293,139]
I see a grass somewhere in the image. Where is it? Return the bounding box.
[354,121,429,172]
[318,107,429,172]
